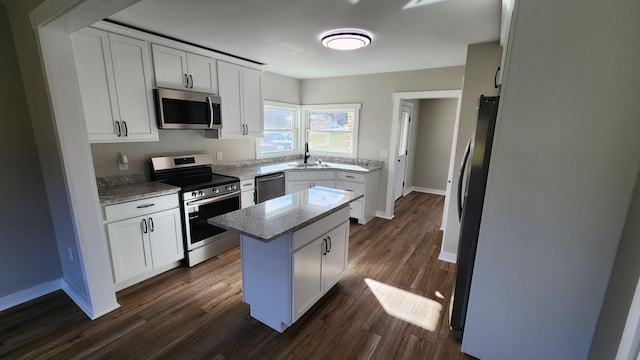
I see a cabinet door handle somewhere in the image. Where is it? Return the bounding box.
[115,121,121,137]
[189,74,193,89]
[322,238,327,255]
[136,203,155,209]
[346,175,355,179]
[207,96,214,128]
[142,218,148,234]
[122,121,128,137]
[148,217,154,232]
[327,236,332,253]
[184,74,189,88]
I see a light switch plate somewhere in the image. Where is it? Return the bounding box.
[216,151,223,160]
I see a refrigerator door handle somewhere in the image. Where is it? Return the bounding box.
[457,138,472,221]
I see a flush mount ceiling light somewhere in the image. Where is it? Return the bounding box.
[320,28,373,50]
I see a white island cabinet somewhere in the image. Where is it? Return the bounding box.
[208,187,359,332]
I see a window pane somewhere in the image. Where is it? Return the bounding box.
[259,131,294,153]
[309,111,353,132]
[264,108,294,129]
[308,131,352,154]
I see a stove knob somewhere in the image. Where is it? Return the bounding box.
[191,191,198,197]
[214,188,220,194]
[198,190,204,196]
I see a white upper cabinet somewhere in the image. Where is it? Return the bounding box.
[216,61,264,138]
[152,44,218,94]
[72,28,158,143]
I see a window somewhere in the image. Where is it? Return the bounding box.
[257,101,300,158]
[303,103,361,158]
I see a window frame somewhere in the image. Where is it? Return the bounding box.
[302,103,361,159]
[256,101,302,159]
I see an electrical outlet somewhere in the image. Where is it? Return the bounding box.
[216,151,222,160]
[380,150,389,159]
[68,246,74,261]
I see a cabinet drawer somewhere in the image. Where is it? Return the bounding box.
[104,193,179,222]
[335,180,364,197]
[336,171,365,183]
[287,170,335,181]
[240,178,255,191]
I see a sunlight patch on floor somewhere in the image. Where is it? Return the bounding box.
[365,278,442,331]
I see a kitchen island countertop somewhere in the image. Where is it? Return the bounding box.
[208,186,361,242]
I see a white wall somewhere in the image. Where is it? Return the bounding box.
[411,98,457,192]
[0,3,61,301]
[301,67,465,214]
[463,0,640,359]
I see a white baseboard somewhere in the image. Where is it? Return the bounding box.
[61,279,120,320]
[438,250,457,263]
[0,279,63,312]
[409,186,446,196]
[375,211,394,220]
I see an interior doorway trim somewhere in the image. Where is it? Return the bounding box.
[385,90,462,228]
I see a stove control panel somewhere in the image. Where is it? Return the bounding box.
[182,181,240,202]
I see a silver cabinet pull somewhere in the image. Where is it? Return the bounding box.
[122,121,128,137]
[148,217,154,232]
[115,121,121,137]
[327,236,332,253]
[136,203,155,209]
[142,218,148,234]
[189,74,193,89]
[184,74,189,88]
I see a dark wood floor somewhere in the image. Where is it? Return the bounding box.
[0,192,474,359]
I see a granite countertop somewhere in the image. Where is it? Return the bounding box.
[213,159,383,180]
[98,181,181,205]
[208,186,362,242]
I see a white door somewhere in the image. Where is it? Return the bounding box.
[148,208,183,268]
[293,236,324,321]
[187,52,218,94]
[217,61,244,136]
[241,67,264,137]
[323,222,349,291]
[394,103,412,200]
[152,44,188,89]
[106,216,152,283]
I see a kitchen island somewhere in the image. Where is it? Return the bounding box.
[208,186,361,332]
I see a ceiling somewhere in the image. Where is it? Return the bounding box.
[109,0,502,79]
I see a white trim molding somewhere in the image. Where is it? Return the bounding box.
[408,186,447,196]
[438,251,457,264]
[0,280,63,312]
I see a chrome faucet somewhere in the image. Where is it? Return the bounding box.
[304,142,311,164]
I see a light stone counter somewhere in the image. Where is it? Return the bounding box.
[98,181,180,205]
[208,186,362,242]
[213,158,383,180]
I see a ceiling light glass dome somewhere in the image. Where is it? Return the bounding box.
[320,28,373,50]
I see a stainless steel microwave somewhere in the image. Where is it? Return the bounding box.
[154,88,222,130]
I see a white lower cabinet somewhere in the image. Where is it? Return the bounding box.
[240,177,255,209]
[333,170,380,224]
[286,170,335,194]
[293,221,348,321]
[103,193,183,290]
[241,206,350,332]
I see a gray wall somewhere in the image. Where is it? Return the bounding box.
[0,3,61,299]
[411,98,457,191]
[90,71,301,178]
[589,168,640,358]
[301,67,465,214]
[463,0,640,358]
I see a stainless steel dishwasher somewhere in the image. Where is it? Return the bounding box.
[255,172,286,203]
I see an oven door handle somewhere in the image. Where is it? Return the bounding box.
[185,191,240,207]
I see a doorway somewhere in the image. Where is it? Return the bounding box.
[394,102,413,201]
[386,90,462,245]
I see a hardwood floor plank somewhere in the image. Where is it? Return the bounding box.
[0,193,475,360]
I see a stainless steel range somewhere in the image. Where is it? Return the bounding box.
[150,154,240,267]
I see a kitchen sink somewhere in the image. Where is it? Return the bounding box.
[288,162,331,169]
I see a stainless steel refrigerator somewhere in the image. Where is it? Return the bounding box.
[450,95,500,340]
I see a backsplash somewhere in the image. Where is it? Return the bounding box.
[96,173,149,188]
